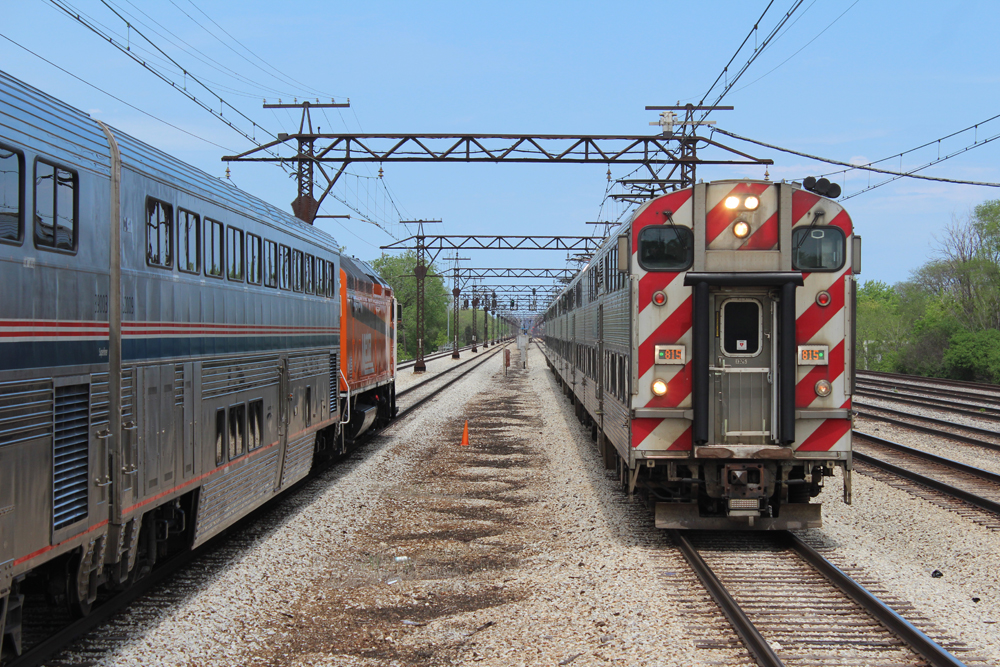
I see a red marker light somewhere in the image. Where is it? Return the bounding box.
[816,291,831,307]
[652,291,667,306]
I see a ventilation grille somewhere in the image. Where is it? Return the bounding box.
[329,353,339,406]
[288,352,327,381]
[90,372,110,430]
[174,364,185,406]
[202,355,278,398]
[53,384,90,531]
[0,379,53,447]
[121,368,135,420]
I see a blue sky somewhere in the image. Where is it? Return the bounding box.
[3,0,998,291]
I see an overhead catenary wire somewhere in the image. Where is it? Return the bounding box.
[0,31,236,153]
[712,126,1000,194]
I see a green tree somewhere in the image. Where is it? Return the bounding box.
[369,251,450,360]
[943,329,1000,383]
[856,280,906,372]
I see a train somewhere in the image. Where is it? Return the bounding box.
[0,70,397,658]
[540,179,861,530]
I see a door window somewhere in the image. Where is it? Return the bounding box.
[721,299,761,356]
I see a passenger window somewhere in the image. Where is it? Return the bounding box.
[316,259,327,297]
[327,261,336,297]
[145,198,173,267]
[206,219,224,277]
[215,408,226,465]
[792,227,845,271]
[292,249,303,292]
[177,209,200,273]
[637,226,693,271]
[722,300,761,356]
[35,161,77,251]
[229,402,246,459]
[247,233,262,285]
[304,254,314,294]
[279,244,291,290]
[264,240,278,288]
[0,145,23,244]
[227,226,244,281]
[248,399,263,450]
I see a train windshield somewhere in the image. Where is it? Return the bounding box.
[638,226,693,270]
[792,226,845,271]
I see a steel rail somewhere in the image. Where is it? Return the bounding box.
[857,379,1000,407]
[854,406,1000,450]
[785,533,968,667]
[396,343,508,401]
[669,530,784,667]
[854,433,1000,517]
[858,370,1000,397]
[854,431,1000,486]
[856,388,1000,422]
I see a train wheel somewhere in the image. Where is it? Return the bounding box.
[590,422,597,442]
[68,550,94,618]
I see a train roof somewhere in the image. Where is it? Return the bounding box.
[0,68,338,251]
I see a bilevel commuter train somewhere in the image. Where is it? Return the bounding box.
[540,179,861,530]
[0,70,397,658]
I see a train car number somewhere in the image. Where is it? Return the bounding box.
[797,345,829,366]
[654,345,686,365]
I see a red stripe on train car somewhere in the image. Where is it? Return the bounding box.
[795,340,845,408]
[791,190,822,223]
[796,269,848,344]
[637,294,693,379]
[632,417,661,448]
[741,212,779,250]
[668,425,693,451]
[631,190,693,253]
[705,182,770,246]
[638,272,681,315]
[797,418,851,451]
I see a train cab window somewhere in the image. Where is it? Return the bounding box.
[292,249,303,292]
[145,198,173,267]
[248,399,263,450]
[206,219,224,277]
[721,299,761,356]
[226,226,244,281]
[215,408,226,465]
[229,402,246,459]
[792,227,845,271]
[34,161,77,252]
[637,226,693,271]
[279,244,291,290]
[263,239,278,287]
[177,209,200,273]
[0,145,23,244]
[304,254,315,294]
[247,233,262,285]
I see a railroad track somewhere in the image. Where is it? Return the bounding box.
[7,343,510,667]
[853,431,1000,530]
[397,339,509,370]
[854,405,1000,451]
[671,530,984,667]
[858,371,1000,401]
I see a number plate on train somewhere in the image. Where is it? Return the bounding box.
[654,345,686,365]
[797,345,829,365]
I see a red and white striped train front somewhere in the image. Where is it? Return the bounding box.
[630,179,859,529]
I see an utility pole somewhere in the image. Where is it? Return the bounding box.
[402,219,442,372]
[447,252,469,359]
[471,281,479,353]
[263,99,350,223]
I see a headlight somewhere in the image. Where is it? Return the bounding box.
[724,195,740,210]
[733,221,751,239]
[744,195,759,210]
[815,379,832,397]
[652,379,668,396]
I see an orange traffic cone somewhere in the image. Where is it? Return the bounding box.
[460,420,469,446]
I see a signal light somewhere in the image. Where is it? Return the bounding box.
[816,291,831,307]
[651,379,668,396]
[803,176,842,199]
[652,290,667,306]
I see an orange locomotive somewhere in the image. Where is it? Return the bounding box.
[338,256,398,443]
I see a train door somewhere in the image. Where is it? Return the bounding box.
[596,305,604,422]
[139,364,176,498]
[711,293,774,446]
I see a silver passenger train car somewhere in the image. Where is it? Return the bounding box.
[540,180,861,530]
[0,70,395,656]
